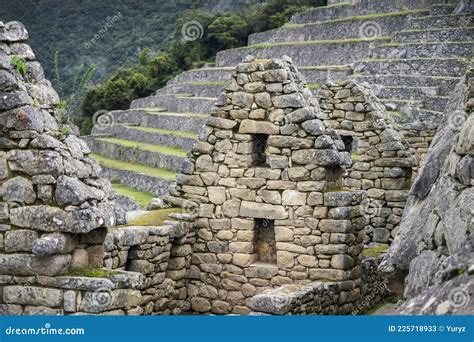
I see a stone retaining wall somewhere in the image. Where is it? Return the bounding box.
[250,255,390,315]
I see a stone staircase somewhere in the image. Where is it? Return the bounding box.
[87,0,473,202]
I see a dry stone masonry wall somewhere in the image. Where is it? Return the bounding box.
[0,21,193,316]
[165,56,373,314]
[317,81,418,244]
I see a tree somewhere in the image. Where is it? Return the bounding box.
[207,14,248,50]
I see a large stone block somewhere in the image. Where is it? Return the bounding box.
[282,190,307,206]
[3,286,62,307]
[0,176,36,204]
[239,119,279,134]
[4,229,38,252]
[292,149,342,166]
[0,253,70,276]
[240,201,288,219]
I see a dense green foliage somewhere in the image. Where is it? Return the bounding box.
[79,0,324,133]
[0,0,245,84]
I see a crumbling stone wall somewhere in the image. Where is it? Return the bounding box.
[166,56,367,314]
[0,21,116,277]
[318,81,418,244]
[102,222,192,315]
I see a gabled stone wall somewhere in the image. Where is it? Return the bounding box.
[0,21,197,316]
[0,21,116,277]
[166,56,367,314]
[318,81,418,244]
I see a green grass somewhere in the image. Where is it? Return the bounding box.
[123,208,181,227]
[351,152,361,160]
[91,153,177,179]
[380,41,474,48]
[111,181,155,208]
[230,36,391,50]
[363,56,468,62]
[96,137,187,157]
[125,125,197,139]
[362,244,389,257]
[399,26,474,33]
[69,268,117,278]
[285,9,428,28]
[299,65,351,71]
[307,83,322,90]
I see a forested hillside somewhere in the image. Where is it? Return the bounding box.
[0,0,244,83]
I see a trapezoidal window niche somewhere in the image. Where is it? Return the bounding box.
[254,219,276,264]
[253,134,269,166]
[340,135,354,152]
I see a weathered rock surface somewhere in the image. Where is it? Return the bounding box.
[380,70,474,314]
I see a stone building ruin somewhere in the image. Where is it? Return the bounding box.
[1,0,472,315]
[166,56,370,314]
[317,81,417,243]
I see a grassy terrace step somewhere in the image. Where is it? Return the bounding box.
[111,182,155,209]
[354,57,469,77]
[352,74,460,95]
[379,89,450,112]
[407,13,473,29]
[96,137,187,156]
[91,153,176,180]
[299,65,353,83]
[88,137,190,173]
[380,98,447,122]
[249,9,427,45]
[92,153,175,197]
[371,41,474,59]
[130,94,216,114]
[288,1,430,25]
[167,67,234,86]
[109,109,207,133]
[157,82,225,98]
[92,124,197,151]
[393,27,474,43]
[385,107,444,130]
[376,85,440,99]
[215,37,391,67]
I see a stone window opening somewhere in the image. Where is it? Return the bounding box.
[341,135,354,152]
[253,134,269,166]
[254,219,276,264]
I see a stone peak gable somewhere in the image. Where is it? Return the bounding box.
[0,21,116,276]
[193,55,350,176]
